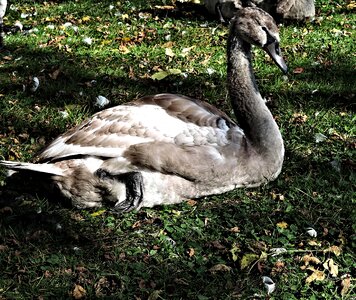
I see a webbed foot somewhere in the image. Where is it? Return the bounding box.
[95,169,144,213]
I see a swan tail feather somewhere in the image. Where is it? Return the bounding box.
[0,160,64,176]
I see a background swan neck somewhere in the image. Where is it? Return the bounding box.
[227,30,283,158]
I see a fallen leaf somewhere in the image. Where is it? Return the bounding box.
[49,69,61,80]
[324,245,342,256]
[148,290,161,300]
[165,48,175,57]
[305,266,325,284]
[276,221,288,229]
[211,240,225,250]
[308,240,321,246]
[0,245,8,251]
[323,258,338,277]
[72,284,86,299]
[209,263,232,273]
[90,209,106,217]
[187,248,195,257]
[230,244,240,262]
[0,207,13,214]
[119,45,130,54]
[293,67,304,74]
[151,70,169,80]
[302,254,321,266]
[240,253,259,270]
[168,68,181,75]
[82,16,90,21]
[291,112,308,124]
[340,275,351,296]
[230,227,240,233]
[186,199,197,206]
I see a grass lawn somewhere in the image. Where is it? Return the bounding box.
[0,0,355,298]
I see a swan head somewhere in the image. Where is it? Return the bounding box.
[231,7,288,74]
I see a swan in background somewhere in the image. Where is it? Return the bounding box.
[0,0,7,48]
[1,7,287,212]
[204,0,315,23]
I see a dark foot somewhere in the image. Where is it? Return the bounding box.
[113,172,144,213]
[95,169,144,213]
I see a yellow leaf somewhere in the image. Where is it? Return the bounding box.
[308,240,321,246]
[305,266,325,284]
[90,209,106,217]
[72,284,86,299]
[82,16,90,22]
[165,48,175,57]
[188,248,195,257]
[119,45,130,54]
[121,14,129,20]
[240,253,259,270]
[323,258,338,277]
[276,221,288,229]
[302,254,321,265]
[167,68,181,75]
[346,1,356,9]
[324,245,342,256]
[151,70,169,80]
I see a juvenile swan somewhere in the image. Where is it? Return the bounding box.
[1,7,287,212]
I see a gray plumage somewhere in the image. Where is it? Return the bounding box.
[1,7,286,212]
[204,0,315,22]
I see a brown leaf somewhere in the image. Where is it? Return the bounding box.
[132,220,142,229]
[49,69,61,80]
[305,266,325,284]
[211,240,225,250]
[293,67,304,74]
[0,206,13,214]
[230,226,240,233]
[324,245,342,256]
[72,284,86,299]
[302,254,321,266]
[186,199,197,206]
[291,112,308,124]
[340,275,351,296]
[209,264,232,273]
[187,248,195,257]
[138,279,146,289]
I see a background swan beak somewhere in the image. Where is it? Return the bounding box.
[264,42,288,74]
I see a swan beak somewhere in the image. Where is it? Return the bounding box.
[264,42,288,74]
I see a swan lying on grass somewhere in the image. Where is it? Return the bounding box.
[1,7,287,212]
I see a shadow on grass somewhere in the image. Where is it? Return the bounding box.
[0,149,354,298]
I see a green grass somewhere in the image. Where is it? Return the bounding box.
[0,0,355,299]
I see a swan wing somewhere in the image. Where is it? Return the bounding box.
[36,94,238,163]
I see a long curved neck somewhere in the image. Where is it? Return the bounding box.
[227,29,283,160]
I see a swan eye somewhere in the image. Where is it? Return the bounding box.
[275,42,280,55]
